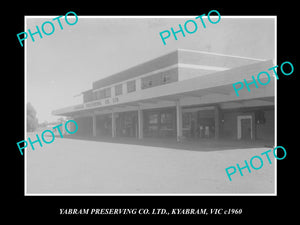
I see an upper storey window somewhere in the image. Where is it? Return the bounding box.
[127,80,136,93]
[142,69,178,90]
[115,84,123,96]
[93,87,111,101]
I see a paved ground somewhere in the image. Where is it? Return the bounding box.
[25,134,275,195]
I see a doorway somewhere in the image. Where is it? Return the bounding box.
[241,118,251,140]
[117,111,138,137]
[237,115,253,140]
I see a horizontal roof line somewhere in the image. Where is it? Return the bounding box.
[178,63,229,71]
[177,48,268,61]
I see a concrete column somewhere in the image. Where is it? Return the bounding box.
[122,83,127,94]
[252,112,256,141]
[112,112,116,138]
[65,118,71,135]
[136,78,142,91]
[176,100,183,142]
[92,114,97,137]
[138,106,144,139]
[214,105,220,139]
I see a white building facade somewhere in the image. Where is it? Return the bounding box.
[52,49,275,143]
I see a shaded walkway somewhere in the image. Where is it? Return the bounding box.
[63,134,274,152]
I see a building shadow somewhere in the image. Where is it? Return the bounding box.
[60,134,274,152]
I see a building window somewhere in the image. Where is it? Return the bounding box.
[104,87,111,98]
[127,80,136,93]
[142,74,159,89]
[183,112,192,129]
[160,112,173,125]
[99,90,105,99]
[160,112,174,134]
[141,69,178,90]
[147,113,159,135]
[149,113,159,124]
[115,84,123,96]
[96,90,101,100]
[94,87,111,100]
[93,92,98,100]
[145,110,175,137]
[83,90,93,103]
[162,74,171,83]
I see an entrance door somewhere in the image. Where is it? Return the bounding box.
[118,112,138,137]
[197,118,214,139]
[241,118,251,140]
[237,115,253,140]
[132,114,138,138]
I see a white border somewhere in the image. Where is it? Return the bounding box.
[24,15,28,195]
[24,15,277,196]
[274,15,277,196]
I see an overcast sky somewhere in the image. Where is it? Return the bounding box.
[26,16,275,123]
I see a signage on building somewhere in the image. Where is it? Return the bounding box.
[82,97,119,109]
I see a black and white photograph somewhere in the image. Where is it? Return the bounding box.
[14,4,297,221]
[24,15,276,195]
